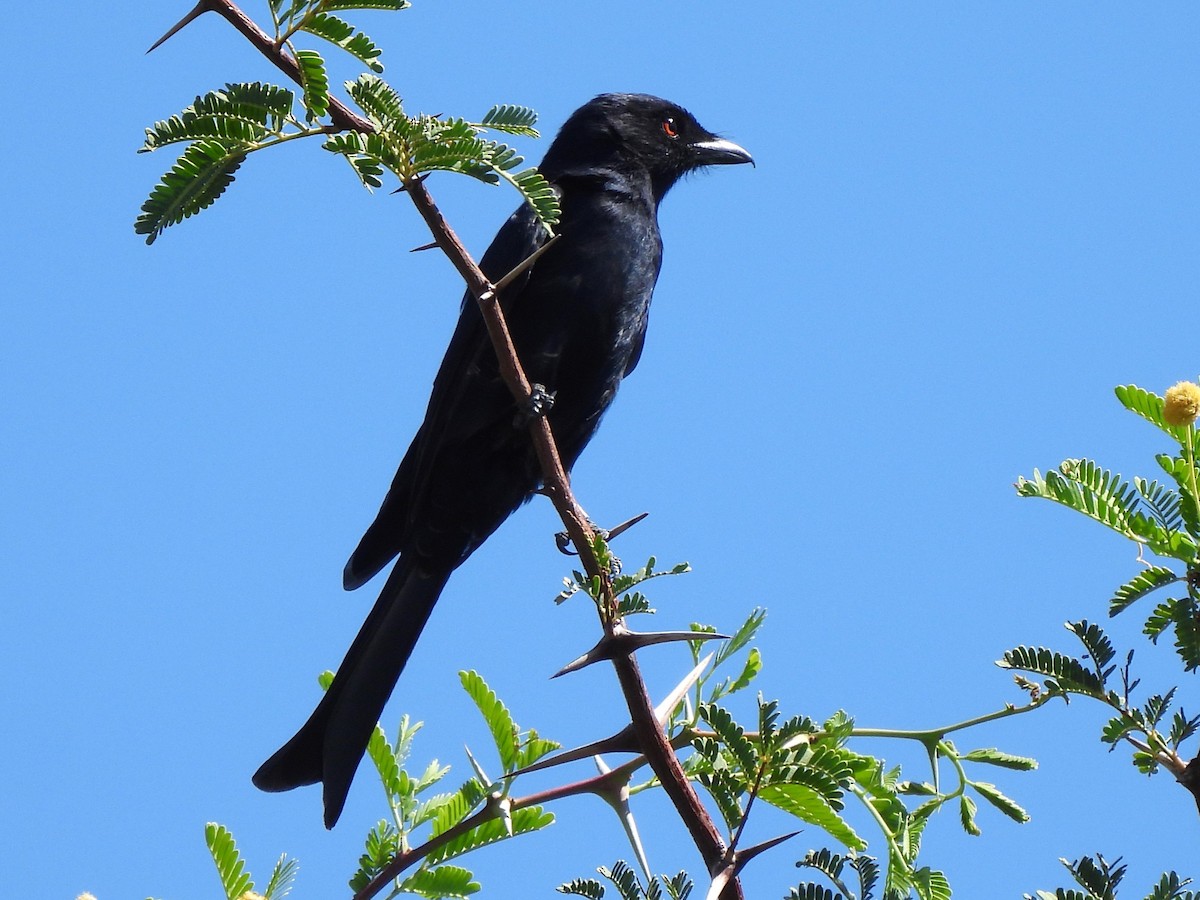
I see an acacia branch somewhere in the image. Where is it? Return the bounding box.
[150,3,737,895]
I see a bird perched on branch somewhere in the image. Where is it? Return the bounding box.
[253,92,752,827]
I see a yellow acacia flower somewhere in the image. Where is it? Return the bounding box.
[1163,381,1200,427]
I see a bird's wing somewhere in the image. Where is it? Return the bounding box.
[343,201,551,588]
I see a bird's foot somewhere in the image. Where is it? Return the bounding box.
[514,383,556,428]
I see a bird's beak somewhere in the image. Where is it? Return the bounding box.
[690,137,754,167]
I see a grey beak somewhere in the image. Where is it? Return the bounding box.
[691,137,754,167]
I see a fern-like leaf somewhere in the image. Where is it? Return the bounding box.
[1110,566,1180,616]
[346,73,406,129]
[480,104,540,137]
[997,645,1107,697]
[785,885,840,900]
[759,783,866,850]
[302,13,384,73]
[1068,620,1116,675]
[426,806,554,864]
[971,781,1030,823]
[960,747,1038,771]
[322,0,411,10]
[141,82,295,152]
[397,865,480,899]
[295,49,330,119]
[912,867,952,900]
[1137,478,1185,532]
[429,779,486,838]
[204,823,253,900]
[460,670,520,772]
[349,820,401,892]
[700,703,758,775]
[1116,384,1192,442]
[262,854,299,900]
[136,140,245,244]
[558,878,606,898]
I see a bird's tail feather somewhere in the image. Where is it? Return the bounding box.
[252,558,448,828]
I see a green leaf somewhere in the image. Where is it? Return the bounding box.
[349,820,401,892]
[1116,384,1192,442]
[141,82,295,152]
[557,878,606,898]
[599,862,645,900]
[960,747,1038,771]
[302,13,385,73]
[1168,708,1200,749]
[135,140,245,244]
[1136,477,1185,533]
[959,793,981,836]
[997,645,1107,697]
[1145,598,1181,641]
[759,783,866,851]
[366,721,405,800]
[1110,566,1181,617]
[724,647,762,696]
[459,670,520,771]
[784,885,840,900]
[971,781,1030,823]
[514,731,561,770]
[427,806,554,864]
[1068,620,1116,674]
[429,779,486,838]
[662,871,693,900]
[696,766,743,831]
[480,104,540,137]
[204,822,253,900]
[263,854,299,900]
[397,864,480,899]
[912,867,952,900]
[699,703,758,775]
[713,608,767,668]
[322,0,411,10]
[296,49,330,119]
[346,73,406,128]
[1143,870,1197,900]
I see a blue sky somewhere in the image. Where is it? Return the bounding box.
[5,3,1199,898]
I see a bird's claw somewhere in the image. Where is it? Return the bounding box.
[514,383,556,428]
[556,520,605,555]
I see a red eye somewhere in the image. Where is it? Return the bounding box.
[662,117,679,138]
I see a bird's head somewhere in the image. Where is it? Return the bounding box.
[540,93,753,200]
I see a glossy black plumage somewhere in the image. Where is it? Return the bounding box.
[253,93,751,827]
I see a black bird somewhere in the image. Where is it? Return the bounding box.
[253,93,752,827]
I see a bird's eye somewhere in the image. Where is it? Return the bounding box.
[662,117,679,139]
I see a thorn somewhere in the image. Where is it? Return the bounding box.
[463,744,492,788]
[147,0,210,53]
[511,657,713,779]
[505,726,640,779]
[731,831,800,874]
[553,628,727,677]
[494,234,561,292]
[653,654,713,724]
[606,511,649,540]
[388,172,432,195]
[590,756,652,881]
[704,865,735,900]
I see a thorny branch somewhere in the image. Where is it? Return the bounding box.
[150,3,740,897]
